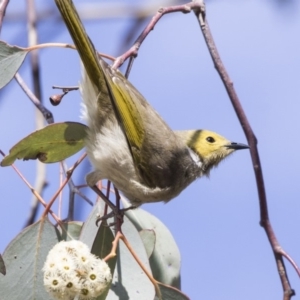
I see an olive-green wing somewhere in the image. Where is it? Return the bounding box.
[55,0,145,162]
[100,61,146,155]
[55,0,105,92]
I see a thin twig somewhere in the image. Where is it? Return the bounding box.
[192,2,297,298]
[114,185,123,232]
[104,180,111,217]
[23,0,49,227]
[61,154,93,220]
[58,163,64,219]
[21,42,116,62]
[0,149,60,223]
[14,73,54,124]
[104,231,162,299]
[120,233,162,298]
[52,85,79,92]
[61,161,93,221]
[41,152,88,218]
[0,0,9,34]
[67,189,75,221]
[119,15,147,53]
[66,152,87,177]
[112,1,204,71]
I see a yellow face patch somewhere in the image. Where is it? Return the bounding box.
[187,130,233,161]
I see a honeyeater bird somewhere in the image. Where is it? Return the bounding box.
[55,0,249,207]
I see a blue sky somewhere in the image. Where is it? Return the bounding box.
[1,1,300,299]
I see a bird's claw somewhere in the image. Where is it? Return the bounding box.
[95,205,136,227]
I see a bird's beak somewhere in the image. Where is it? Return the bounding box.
[225,142,249,150]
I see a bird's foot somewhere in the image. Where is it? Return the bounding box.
[89,183,136,229]
[96,205,136,227]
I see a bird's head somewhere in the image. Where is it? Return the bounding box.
[178,130,249,175]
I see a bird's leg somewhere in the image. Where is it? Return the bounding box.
[100,186,124,231]
[90,183,136,228]
[90,184,122,226]
[90,184,117,212]
[112,186,137,231]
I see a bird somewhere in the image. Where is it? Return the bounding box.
[55,0,249,207]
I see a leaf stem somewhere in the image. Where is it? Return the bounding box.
[22,42,116,62]
[104,231,162,299]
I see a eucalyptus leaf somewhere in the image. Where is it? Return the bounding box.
[0,253,6,275]
[80,201,116,300]
[80,200,106,249]
[91,221,116,300]
[81,204,155,299]
[139,229,156,258]
[91,219,117,275]
[0,41,28,89]
[91,220,115,260]
[106,216,155,299]
[0,217,60,299]
[59,221,83,241]
[1,122,87,166]
[123,198,181,289]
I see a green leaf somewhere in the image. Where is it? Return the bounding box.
[91,220,115,259]
[1,122,87,166]
[0,41,28,89]
[0,217,60,299]
[81,202,155,299]
[123,198,181,289]
[91,221,116,300]
[59,221,83,241]
[80,200,106,248]
[80,202,117,300]
[139,229,156,258]
[91,219,117,274]
[0,253,6,275]
[106,216,155,299]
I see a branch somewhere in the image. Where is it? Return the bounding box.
[112,1,205,73]
[104,231,162,299]
[0,149,60,223]
[0,0,9,34]
[24,0,48,227]
[41,152,87,218]
[192,2,298,298]
[14,73,54,124]
[61,159,93,221]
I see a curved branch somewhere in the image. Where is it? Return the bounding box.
[112,1,205,72]
[192,3,298,299]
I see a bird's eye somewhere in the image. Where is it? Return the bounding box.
[206,136,215,143]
